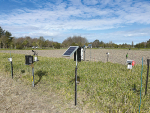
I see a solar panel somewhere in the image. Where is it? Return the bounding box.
[63,46,79,57]
[88,44,92,47]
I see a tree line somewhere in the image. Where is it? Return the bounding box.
[91,40,134,48]
[0,26,90,49]
[0,27,13,48]
[0,26,149,49]
[134,40,150,48]
[0,27,60,49]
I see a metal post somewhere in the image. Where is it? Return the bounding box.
[11,61,13,79]
[107,55,108,62]
[84,48,85,61]
[76,51,77,67]
[75,50,77,105]
[32,65,35,87]
[145,59,149,95]
[10,51,13,79]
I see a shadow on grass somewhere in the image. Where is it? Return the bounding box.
[131,84,141,95]
[69,76,80,84]
[35,70,47,85]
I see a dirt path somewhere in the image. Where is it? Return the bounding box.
[0,72,84,113]
[0,49,150,65]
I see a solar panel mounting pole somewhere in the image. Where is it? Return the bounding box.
[62,46,79,106]
[75,50,77,106]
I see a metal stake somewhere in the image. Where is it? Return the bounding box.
[145,59,149,95]
[31,64,35,87]
[75,50,77,105]
[11,61,13,79]
[10,51,13,79]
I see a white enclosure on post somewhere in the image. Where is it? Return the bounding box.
[127,60,133,69]
[81,48,83,60]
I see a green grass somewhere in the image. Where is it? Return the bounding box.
[0,52,150,112]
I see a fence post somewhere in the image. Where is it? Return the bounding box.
[145,59,149,95]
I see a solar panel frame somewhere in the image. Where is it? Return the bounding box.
[88,44,92,47]
[63,46,79,57]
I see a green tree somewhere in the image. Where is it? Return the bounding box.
[99,41,104,48]
[1,35,7,48]
[0,27,5,37]
[71,42,78,46]
[5,31,12,48]
[22,40,28,48]
[62,36,88,47]
[0,27,12,48]
[54,42,60,49]
[38,36,45,48]
[113,44,118,48]
[32,42,37,47]
[92,39,100,48]
[16,43,24,49]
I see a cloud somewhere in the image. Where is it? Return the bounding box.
[0,0,150,43]
[82,0,99,5]
[68,0,82,5]
[90,28,150,44]
[99,0,113,5]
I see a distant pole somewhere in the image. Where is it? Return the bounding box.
[145,59,149,95]
[75,51,77,105]
[52,38,53,48]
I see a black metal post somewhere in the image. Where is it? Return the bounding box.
[75,50,78,106]
[11,61,13,79]
[145,59,149,95]
[75,67,77,106]
[32,66,35,87]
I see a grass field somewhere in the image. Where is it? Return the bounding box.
[0,52,150,112]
